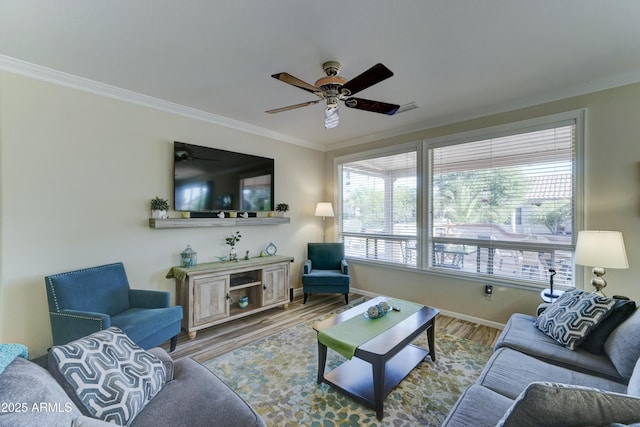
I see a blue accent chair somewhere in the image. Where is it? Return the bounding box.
[45,262,183,351]
[302,243,350,304]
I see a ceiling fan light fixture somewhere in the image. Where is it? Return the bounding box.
[324,106,339,129]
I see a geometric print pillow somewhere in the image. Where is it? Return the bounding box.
[48,327,166,426]
[535,290,616,350]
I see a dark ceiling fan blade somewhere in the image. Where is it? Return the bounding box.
[342,63,394,96]
[271,73,320,94]
[265,100,321,114]
[344,97,400,115]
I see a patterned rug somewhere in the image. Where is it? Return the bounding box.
[202,315,493,426]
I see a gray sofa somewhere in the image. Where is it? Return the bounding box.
[0,346,265,427]
[443,302,640,426]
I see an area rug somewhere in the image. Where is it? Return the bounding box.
[202,316,493,426]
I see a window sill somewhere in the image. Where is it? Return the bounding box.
[346,257,575,294]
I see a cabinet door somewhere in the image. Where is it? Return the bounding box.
[193,274,229,326]
[262,264,288,306]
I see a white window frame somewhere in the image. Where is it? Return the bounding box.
[335,142,421,266]
[335,110,585,292]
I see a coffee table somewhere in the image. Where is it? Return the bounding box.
[313,296,439,420]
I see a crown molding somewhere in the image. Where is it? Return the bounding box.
[0,54,325,152]
[3,54,640,154]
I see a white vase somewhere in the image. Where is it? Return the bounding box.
[151,209,167,219]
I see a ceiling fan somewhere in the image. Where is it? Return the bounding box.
[266,61,400,129]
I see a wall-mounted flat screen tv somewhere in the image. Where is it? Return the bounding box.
[174,141,274,212]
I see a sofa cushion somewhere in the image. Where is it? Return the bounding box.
[301,270,350,286]
[605,306,640,382]
[129,357,266,427]
[627,357,640,398]
[582,299,636,354]
[72,415,115,426]
[496,382,640,427]
[477,347,627,400]
[49,327,166,426]
[0,357,83,426]
[535,290,616,350]
[495,313,623,382]
[440,384,514,427]
[110,306,182,348]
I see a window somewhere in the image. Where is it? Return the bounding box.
[336,111,583,289]
[430,117,578,287]
[338,145,418,265]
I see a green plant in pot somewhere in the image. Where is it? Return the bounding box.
[275,203,290,217]
[151,197,169,219]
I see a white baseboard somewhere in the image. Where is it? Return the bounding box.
[293,286,505,330]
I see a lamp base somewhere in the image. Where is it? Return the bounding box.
[591,267,607,296]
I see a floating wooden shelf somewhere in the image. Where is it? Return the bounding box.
[149,217,290,229]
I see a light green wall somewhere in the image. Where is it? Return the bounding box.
[326,83,640,326]
[2,69,639,356]
[0,71,326,357]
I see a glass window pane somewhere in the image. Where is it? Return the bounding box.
[335,112,580,289]
[430,124,576,284]
[339,150,417,266]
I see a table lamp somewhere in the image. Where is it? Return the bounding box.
[574,230,629,296]
[315,202,334,242]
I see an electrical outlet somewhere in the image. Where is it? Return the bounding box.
[484,284,493,301]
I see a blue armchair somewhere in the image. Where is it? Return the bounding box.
[302,243,350,304]
[45,262,183,351]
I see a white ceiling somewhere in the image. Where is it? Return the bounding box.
[2,1,640,151]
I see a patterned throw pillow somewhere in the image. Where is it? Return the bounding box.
[535,290,616,350]
[49,327,166,426]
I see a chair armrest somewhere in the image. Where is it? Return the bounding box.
[129,289,170,308]
[304,260,312,274]
[147,347,175,381]
[341,259,349,275]
[49,309,110,345]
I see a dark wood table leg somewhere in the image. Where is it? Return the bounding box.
[427,320,436,361]
[372,358,385,420]
[317,340,327,384]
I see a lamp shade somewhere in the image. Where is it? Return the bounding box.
[315,202,334,218]
[575,230,629,269]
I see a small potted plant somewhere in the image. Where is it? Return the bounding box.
[275,203,290,217]
[150,197,169,219]
[225,230,242,261]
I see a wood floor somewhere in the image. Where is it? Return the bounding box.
[163,292,502,363]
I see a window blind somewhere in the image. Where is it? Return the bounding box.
[430,123,576,285]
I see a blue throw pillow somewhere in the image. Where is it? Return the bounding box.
[581,299,636,354]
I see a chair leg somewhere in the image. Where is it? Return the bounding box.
[170,335,178,352]
[303,293,308,304]
[344,294,348,305]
